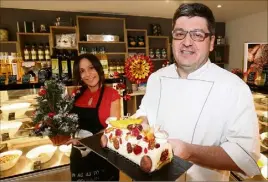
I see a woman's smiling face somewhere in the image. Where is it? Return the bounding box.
[79,58,100,87]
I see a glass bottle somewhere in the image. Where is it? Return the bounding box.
[24,44,30,61]
[38,62,49,83]
[45,43,50,61]
[37,43,45,61]
[31,44,37,61]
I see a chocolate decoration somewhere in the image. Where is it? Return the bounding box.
[140,155,152,173]
[100,134,108,148]
[80,133,192,181]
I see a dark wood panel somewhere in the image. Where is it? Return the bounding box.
[0,8,225,42]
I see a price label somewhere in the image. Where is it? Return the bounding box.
[1,133,10,141]
[8,75,17,84]
[0,75,6,85]
[8,112,15,121]
[22,75,31,84]
[33,161,42,170]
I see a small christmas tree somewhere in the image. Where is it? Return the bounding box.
[32,80,79,146]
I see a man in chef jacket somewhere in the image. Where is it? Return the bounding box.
[134,3,261,181]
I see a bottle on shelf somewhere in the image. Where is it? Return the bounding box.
[26,69,36,83]
[24,44,30,61]
[37,43,45,61]
[108,60,115,78]
[70,51,77,79]
[10,52,18,81]
[31,44,37,61]
[0,52,8,83]
[61,50,69,82]
[38,62,49,83]
[45,43,50,61]
[51,48,60,80]
[120,60,125,75]
[98,47,109,79]
[116,60,121,75]
[46,61,52,80]
[16,53,24,81]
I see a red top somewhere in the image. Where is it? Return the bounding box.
[74,86,120,128]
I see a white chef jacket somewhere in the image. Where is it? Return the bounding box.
[134,60,261,181]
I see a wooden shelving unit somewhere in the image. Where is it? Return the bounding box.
[126,29,148,57]
[76,15,127,60]
[78,41,126,44]
[16,32,50,57]
[147,35,170,71]
[209,44,229,68]
[0,41,17,44]
[0,41,19,53]
[49,26,77,54]
[17,32,50,36]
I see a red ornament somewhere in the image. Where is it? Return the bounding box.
[113,72,119,78]
[123,94,131,101]
[116,83,126,90]
[38,88,47,96]
[35,123,42,130]
[125,55,154,84]
[48,112,56,118]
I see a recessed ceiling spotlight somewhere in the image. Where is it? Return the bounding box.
[166,0,170,3]
[217,4,222,8]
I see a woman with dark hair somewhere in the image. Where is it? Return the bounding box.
[68,54,121,181]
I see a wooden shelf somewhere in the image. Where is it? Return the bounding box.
[53,47,78,50]
[0,41,17,44]
[17,32,50,36]
[148,36,169,39]
[78,52,126,56]
[77,16,125,21]
[151,58,168,61]
[50,26,76,30]
[106,52,126,55]
[78,41,125,44]
[128,47,146,50]
[127,29,147,32]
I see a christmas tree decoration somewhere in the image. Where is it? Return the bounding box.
[125,55,154,84]
[32,80,79,146]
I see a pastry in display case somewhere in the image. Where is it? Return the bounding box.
[253,92,268,180]
[0,88,71,181]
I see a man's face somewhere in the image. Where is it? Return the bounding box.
[172,16,215,73]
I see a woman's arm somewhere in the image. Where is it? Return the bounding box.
[110,98,121,119]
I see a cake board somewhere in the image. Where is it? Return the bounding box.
[80,133,193,181]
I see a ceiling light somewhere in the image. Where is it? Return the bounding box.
[217,5,222,8]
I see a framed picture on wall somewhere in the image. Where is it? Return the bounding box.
[243,42,268,85]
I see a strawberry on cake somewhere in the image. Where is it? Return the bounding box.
[100,118,173,173]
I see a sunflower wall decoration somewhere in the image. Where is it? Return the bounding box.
[125,55,154,84]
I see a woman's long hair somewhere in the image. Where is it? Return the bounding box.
[72,54,105,101]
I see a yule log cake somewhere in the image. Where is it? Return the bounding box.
[100,118,173,173]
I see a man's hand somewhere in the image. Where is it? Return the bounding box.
[168,139,191,160]
[65,139,81,146]
[168,139,244,174]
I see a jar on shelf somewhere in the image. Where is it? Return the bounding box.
[155,49,161,59]
[0,28,8,41]
[149,49,154,59]
[161,48,167,59]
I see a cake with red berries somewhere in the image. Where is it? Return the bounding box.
[100,118,173,173]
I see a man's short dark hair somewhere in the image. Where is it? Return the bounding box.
[172,3,215,35]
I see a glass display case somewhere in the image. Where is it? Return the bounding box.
[231,90,268,181]
[0,87,71,181]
